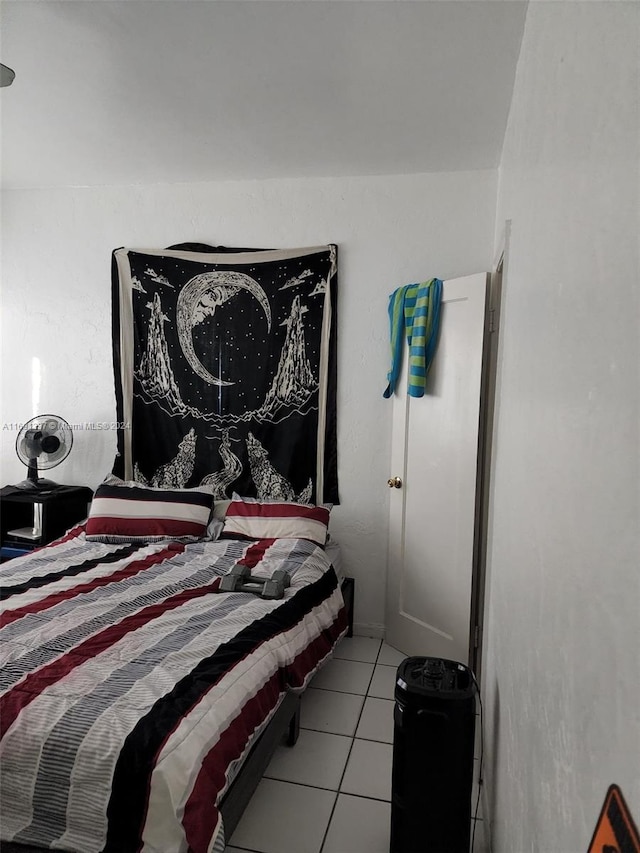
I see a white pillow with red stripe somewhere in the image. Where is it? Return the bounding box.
[222,499,330,547]
[85,482,214,543]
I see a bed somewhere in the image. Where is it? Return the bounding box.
[0,508,352,853]
[1,240,345,853]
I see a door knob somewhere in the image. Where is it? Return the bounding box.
[387,476,403,489]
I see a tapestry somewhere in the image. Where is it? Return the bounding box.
[111,243,339,504]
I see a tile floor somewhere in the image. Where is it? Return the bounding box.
[226,636,486,853]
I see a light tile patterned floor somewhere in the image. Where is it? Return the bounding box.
[227,637,487,853]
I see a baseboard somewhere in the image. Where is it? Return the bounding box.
[353,622,385,639]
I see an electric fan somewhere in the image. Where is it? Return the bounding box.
[15,414,73,490]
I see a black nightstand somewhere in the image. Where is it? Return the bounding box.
[0,485,93,561]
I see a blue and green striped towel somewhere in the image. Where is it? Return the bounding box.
[383,278,443,398]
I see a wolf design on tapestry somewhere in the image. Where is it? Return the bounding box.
[246,432,313,503]
[134,429,197,489]
[112,244,339,503]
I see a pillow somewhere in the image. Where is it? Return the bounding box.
[205,515,224,541]
[222,499,330,547]
[85,482,214,543]
[102,475,226,540]
[213,499,232,519]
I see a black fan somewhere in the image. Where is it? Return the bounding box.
[15,415,73,490]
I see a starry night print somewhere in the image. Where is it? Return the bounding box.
[112,244,339,504]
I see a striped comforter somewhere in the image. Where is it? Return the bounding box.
[0,526,347,853]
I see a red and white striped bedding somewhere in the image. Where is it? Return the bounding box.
[0,526,347,853]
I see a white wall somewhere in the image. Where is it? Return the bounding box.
[1,170,497,634]
[483,3,639,850]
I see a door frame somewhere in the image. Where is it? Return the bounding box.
[468,221,511,680]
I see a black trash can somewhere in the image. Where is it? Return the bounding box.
[390,657,477,853]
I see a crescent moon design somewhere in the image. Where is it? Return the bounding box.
[177,271,272,386]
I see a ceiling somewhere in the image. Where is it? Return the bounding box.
[0,0,527,189]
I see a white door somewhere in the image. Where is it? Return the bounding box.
[385,273,488,664]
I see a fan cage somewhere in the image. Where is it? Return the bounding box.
[15,415,73,485]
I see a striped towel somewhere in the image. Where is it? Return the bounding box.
[383,278,443,398]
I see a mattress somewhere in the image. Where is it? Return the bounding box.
[0,527,347,853]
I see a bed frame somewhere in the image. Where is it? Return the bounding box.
[2,576,355,853]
